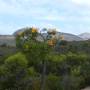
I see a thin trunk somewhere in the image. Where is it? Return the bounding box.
[41,60,46,90]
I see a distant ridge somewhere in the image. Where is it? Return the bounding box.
[13,28,27,36]
[14,28,83,41]
[57,32,83,41]
[78,32,90,40]
[0,35,16,46]
[0,28,84,47]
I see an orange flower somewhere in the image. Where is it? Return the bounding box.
[47,40,54,46]
[52,30,56,35]
[60,45,65,48]
[48,29,56,35]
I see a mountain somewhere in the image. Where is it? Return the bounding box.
[0,35,16,47]
[0,29,83,47]
[13,27,29,36]
[14,29,83,41]
[78,32,90,40]
[57,32,83,41]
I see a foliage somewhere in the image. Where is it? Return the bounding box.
[1,28,90,89]
[0,53,29,90]
[46,74,62,90]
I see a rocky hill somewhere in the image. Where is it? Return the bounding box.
[57,32,83,41]
[0,35,16,47]
[0,28,84,47]
[14,28,83,41]
[78,32,90,40]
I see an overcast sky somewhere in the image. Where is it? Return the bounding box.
[0,0,90,35]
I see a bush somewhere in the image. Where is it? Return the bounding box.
[0,53,29,90]
[46,74,62,90]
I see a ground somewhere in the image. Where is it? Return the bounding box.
[82,87,90,90]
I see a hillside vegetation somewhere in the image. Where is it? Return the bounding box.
[0,27,90,90]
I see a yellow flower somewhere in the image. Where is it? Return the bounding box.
[32,28,37,33]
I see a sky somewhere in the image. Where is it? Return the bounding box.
[0,0,90,35]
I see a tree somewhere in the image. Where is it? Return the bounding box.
[0,52,28,90]
[15,27,61,90]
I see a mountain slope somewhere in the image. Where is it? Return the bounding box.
[14,28,83,41]
[78,32,90,40]
[57,32,83,41]
[0,35,16,46]
[0,29,83,47]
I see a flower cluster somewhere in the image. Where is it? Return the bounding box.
[31,28,38,33]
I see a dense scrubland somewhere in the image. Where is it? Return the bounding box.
[0,28,90,90]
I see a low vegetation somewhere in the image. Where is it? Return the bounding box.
[0,27,90,90]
